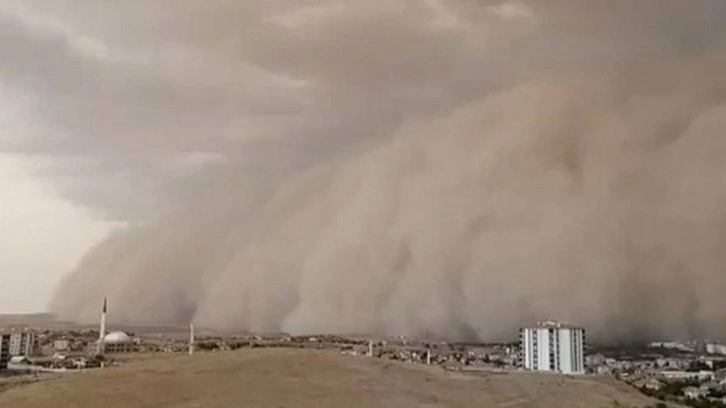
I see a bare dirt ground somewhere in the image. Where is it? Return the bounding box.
[0,348,662,408]
[0,373,60,394]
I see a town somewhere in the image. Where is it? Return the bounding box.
[3,316,726,407]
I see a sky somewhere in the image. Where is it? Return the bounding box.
[1,1,726,341]
[0,153,113,313]
[0,9,118,312]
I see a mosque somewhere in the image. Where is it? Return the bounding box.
[95,298,135,355]
[101,331,134,354]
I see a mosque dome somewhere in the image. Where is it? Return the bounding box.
[104,331,131,344]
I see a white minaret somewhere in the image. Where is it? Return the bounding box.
[368,340,373,357]
[426,349,431,365]
[189,323,195,356]
[96,297,107,355]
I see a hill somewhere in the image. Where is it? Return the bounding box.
[0,349,664,408]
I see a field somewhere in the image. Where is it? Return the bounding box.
[0,348,664,408]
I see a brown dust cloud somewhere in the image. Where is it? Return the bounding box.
[3,1,725,342]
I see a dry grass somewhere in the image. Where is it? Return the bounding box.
[0,348,661,408]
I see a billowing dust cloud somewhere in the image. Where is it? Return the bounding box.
[3,1,725,341]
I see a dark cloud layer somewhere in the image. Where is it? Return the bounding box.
[2,1,725,341]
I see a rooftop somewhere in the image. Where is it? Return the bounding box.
[521,320,583,329]
[104,331,132,344]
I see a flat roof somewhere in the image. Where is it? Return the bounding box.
[520,321,583,330]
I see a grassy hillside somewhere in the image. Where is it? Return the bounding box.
[0,348,663,408]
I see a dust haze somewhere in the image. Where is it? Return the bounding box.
[3,1,725,341]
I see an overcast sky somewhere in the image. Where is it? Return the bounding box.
[0,153,113,313]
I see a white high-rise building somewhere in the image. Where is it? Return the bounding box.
[0,330,35,369]
[8,332,35,357]
[0,334,10,370]
[520,321,585,374]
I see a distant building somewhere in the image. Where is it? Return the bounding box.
[90,297,135,354]
[632,378,664,391]
[660,370,714,381]
[0,330,35,370]
[683,386,708,399]
[649,341,693,352]
[520,321,585,374]
[656,358,687,369]
[100,332,134,354]
[594,366,612,375]
[0,334,10,370]
[8,356,31,370]
[54,339,70,351]
[8,331,35,357]
[707,343,726,355]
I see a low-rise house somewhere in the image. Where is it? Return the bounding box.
[54,339,70,351]
[644,378,665,391]
[707,343,726,355]
[8,356,30,366]
[701,381,726,390]
[656,358,688,369]
[586,354,606,366]
[52,353,67,361]
[595,366,613,375]
[632,378,664,391]
[683,386,709,400]
[660,370,714,381]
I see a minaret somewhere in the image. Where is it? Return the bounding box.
[189,323,195,356]
[368,340,373,357]
[97,297,107,356]
[426,349,431,365]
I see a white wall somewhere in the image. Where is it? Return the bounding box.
[558,328,572,373]
[537,329,551,371]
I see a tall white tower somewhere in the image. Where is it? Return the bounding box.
[189,323,195,356]
[520,321,585,374]
[96,297,107,356]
